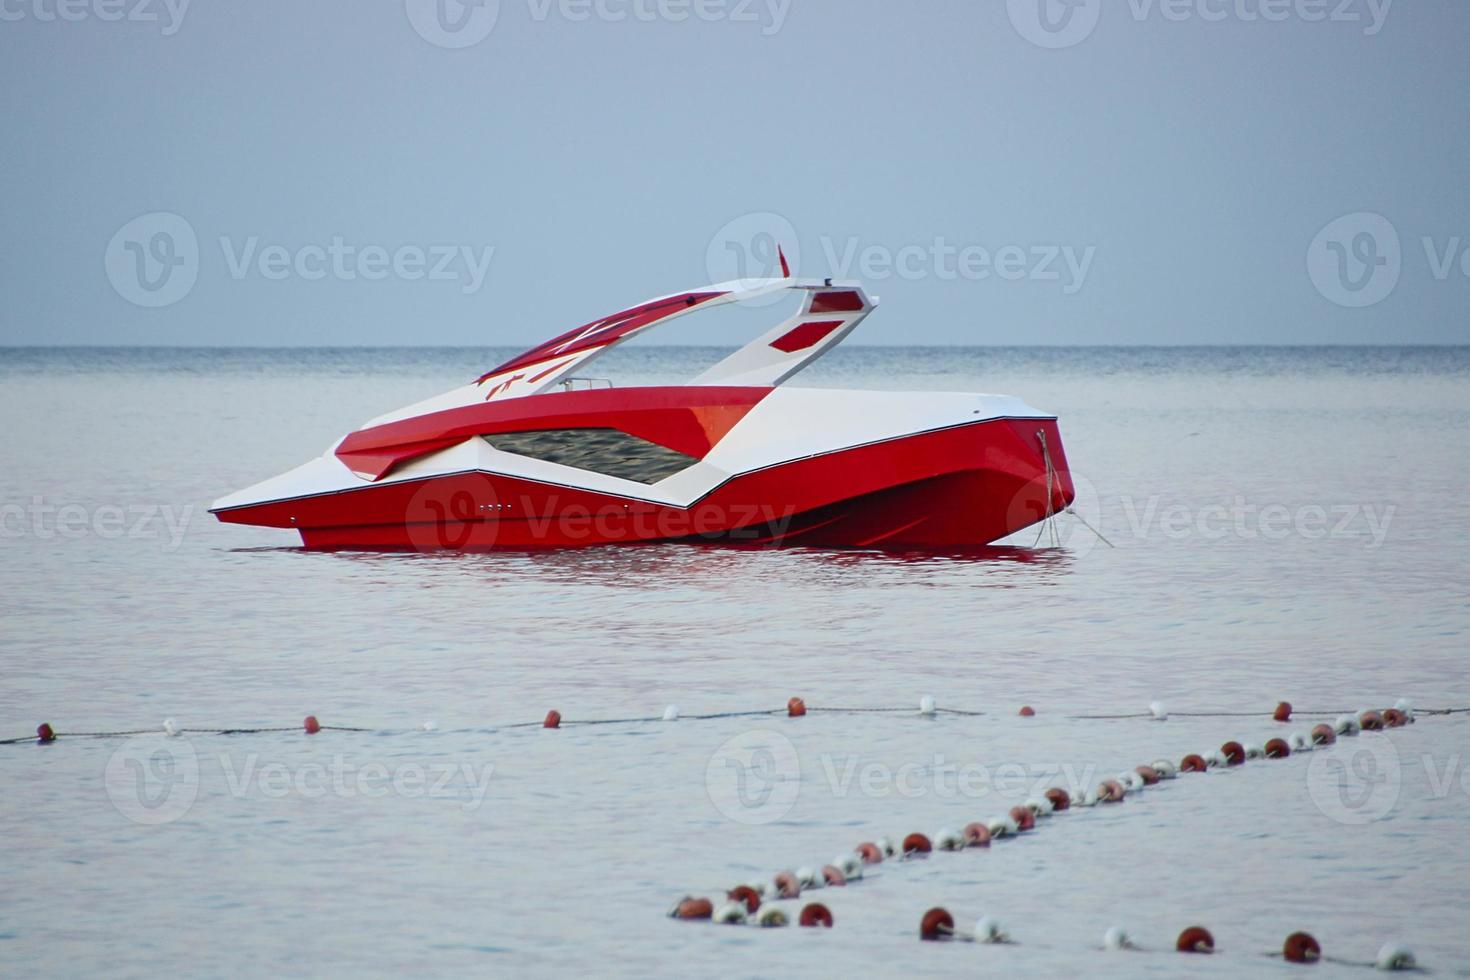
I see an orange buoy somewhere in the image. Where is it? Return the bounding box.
[856,841,884,864]
[543,710,561,729]
[920,907,955,941]
[670,897,714,920]
[1284,931,1321,963]
[1044,787,1071,811]
[902,832,933,855]
[1019,705,1035,717]
[1177,926,1215,953]
[1221,741,1245,765]
[1274,701,1293,722]
[963,822,992,847]
[1008,805,1036,830]
[773,871,801,899]
[728,885,761,913]
[788,697,807,718]
[1360,709,1384,731]
[36,723,56,744]
[800,903,834,928]
[1180,753,1207,773]
[1134,765,1161,786]
[1311,723,1336,746]
[1384,707,1407,727]
[1264,737,1291,759]
[303,715,321,735]
[821,865,847,887]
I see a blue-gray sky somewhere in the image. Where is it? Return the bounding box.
[1,0,1467,346]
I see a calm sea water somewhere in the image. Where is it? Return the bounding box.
[2,346,1468,977]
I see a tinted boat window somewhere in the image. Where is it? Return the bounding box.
[482,428,697,485]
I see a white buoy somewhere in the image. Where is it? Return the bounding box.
[1025,796,1054,817]
[986,816,1019,838]
[1205,750,1229,768]
[919,695,937,716]
[836,854,863,880]
[796,867,823,889]
[1074,789,1100,808]
[973,916,1007,944]
[935,827,965,851]
[1244,743,1265,760]
[1103,926,1134,950]
[1335,713,1361,736]
[1289,731,1313,752]
[1376,942,1416,971]
[1393,697,1414,720]
[1118,771,1145,793]
[713,902,748,925]
[1151,759,1178,779]
[877,836,898,857]
[756,904,789,927]
[162,718,180,737]
[422,720,438,732]
[1149,701,1168,721]
[662,705,680,722]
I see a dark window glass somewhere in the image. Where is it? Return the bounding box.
[482,428,697,485]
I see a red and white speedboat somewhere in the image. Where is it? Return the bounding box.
[212,261,1075,550]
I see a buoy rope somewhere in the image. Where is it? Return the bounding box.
[6,702,1464,744]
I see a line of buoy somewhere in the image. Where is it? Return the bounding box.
[11,697,1436,745]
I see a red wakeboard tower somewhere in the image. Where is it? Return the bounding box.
[212,252,1076,550]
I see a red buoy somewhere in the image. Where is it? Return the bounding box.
[670,897,714,920]
[920,907,955,941]
[1311,723,1336,746]
[1099,779,1126,802]
[1359,710,1384,731]
[1019,705,1036,717]
[728,885,761,913]
[1134,764,1161,785]
[856,841,883,864]
[1008,805,1036,830]
[1177,926,1215,953]
[902,832,933,855]
[1180,753,1208,773]
[303,715,321,735]
[1044,787,1071,811]
[1264,737,1291,759]
[963,822,992,847]
[800,903,834,928]
[543,710,561,729]
[773,871,801,899]
[788,697,807,718]
[1384,707,1407,727]
[36,723,56,744]
[1284,931,1322,963]
[1274,701,1293,722]
[821,865,847,887]
[1221,741,1245,765]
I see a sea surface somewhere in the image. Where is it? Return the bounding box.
[2,345,1468,977]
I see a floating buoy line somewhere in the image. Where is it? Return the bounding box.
[6,697,1465,745]
[663,696,1437,970]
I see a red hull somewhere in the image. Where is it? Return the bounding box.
[215,418,1074,551]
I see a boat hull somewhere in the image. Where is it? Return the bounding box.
[214,417,1074,551]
